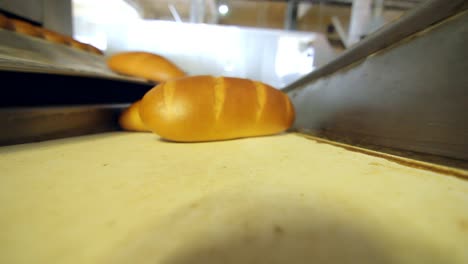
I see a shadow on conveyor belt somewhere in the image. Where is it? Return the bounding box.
[109,192,451,264]
[0,70,154,107]
[0,70,155,145]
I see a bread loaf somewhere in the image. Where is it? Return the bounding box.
[40,28,70,45]
[84,43,104,55]
[119,100,150,132]
[106,51,186,83]
[139,75,295,142]
[68,39,90,52]
[9,19,42,37]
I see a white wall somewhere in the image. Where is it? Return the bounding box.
[72,0,336,88]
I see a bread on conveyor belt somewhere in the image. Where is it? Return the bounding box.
[1,15,104,55]
[66,37,103,55]
[84,43,104,55]
[40,28,103,54]
[40,28,70,45]
[67,38,91,52]
[106,51,186,83]
[119,100,150,132]
[138,75,295,142]
[9,18,42,37]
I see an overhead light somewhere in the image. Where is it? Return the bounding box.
[218,4,229,15]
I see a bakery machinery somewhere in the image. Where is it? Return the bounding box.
[0,0,467,263]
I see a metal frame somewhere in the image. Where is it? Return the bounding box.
[286,1,468,168]
[0,105,127,146]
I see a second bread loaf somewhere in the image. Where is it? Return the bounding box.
[9,19,42,37]
[119,100,150,132]
[107,51,186,83]
[40,28,70,45]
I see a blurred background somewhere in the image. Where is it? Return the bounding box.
[1,0,427,88]
[72,0,424,87]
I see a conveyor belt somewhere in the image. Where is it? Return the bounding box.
[1,132,467,264]
[0,29,154,107]
[0,28,147,83]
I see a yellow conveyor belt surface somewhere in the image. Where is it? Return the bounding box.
[0,132,467,264]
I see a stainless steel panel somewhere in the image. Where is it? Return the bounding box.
[0,28,148,83]
[0,105,126,146]
[0,28,153,108]
[288,10,468,163]
[43,0,73,36]
[0,0,43,23]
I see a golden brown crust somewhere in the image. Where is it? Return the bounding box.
[2,16,103,55]
[84,44,104,55]
[9,19,42,37]
[119,100,150,132]
[40,28,70,45]
[68,39,89,52]
[106,51,186,83]
[139,75,296,142]
[60,36,102,55]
